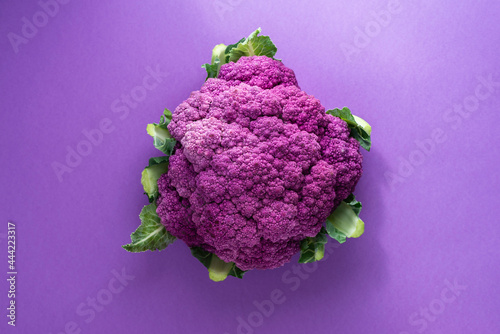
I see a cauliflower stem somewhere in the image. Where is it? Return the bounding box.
[325,199,365,244]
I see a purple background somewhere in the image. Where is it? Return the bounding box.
[1,1,499,333]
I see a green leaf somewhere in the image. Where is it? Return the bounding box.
[327,107,372,151]
[154,136,176,156]
[190,247,247,281]
[161,108,173,125]
[223,38,246,63]
[148,156,170,166]
[325,223,347,244]
[351,128,371,151]
[190,247,212,267]
[141,157,169,203]
[327,107,357,126]
[228,28,277,63]
[122,204,176,253]
[325,195,365,243]
[227,263,247,279]
[201,43,226,80]
[343,193,362,216]
[353,115,372,135]
[201,28,278,80]
[147,110,177,155]
[298,227,328,263]
[201,63,220,80]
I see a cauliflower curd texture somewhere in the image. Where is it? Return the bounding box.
[156,56,363,271]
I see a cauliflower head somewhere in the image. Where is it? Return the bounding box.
[124,29,372,281]
[156,56,363,271]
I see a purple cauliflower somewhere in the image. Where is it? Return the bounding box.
[156,55,363,271]
[124,29,371,282]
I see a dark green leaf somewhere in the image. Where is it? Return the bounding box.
[326,107,372,151]
[344,194,362,216]
[350,122,371,151]
[299,227,328,263]
[201,63,220,80]
[190,247,213,268]
[327,107,357,127]
[148,156,170,166]
[228,265,247,279]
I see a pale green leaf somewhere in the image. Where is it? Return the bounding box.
[122,204,176,252]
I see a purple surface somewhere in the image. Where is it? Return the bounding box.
[1,1,499,333]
